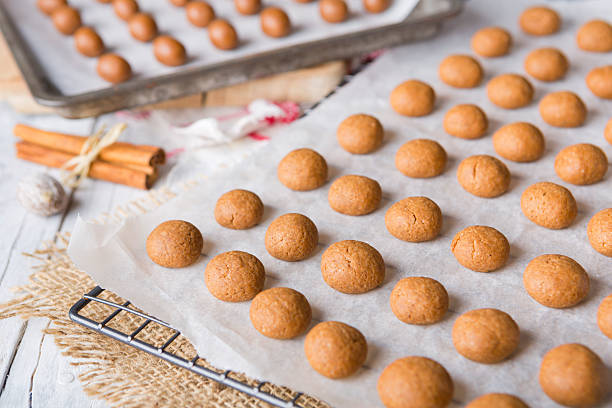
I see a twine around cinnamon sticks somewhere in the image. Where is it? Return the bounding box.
[14,123,165,190]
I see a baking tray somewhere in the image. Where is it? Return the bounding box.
[0,0,462,118]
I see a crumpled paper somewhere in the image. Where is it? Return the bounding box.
[68,0,612,406]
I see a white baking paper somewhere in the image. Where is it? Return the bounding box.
[1,0,420,95]
[68,0,612,406]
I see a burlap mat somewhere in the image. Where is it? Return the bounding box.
[0,185,329,408]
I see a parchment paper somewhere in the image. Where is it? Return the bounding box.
[68,0,612,406]
[2,0,419,95]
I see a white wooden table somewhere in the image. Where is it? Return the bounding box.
[0,105,148,407]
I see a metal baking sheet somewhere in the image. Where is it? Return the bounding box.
[0,0,462,118]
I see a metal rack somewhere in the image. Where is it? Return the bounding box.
[69,286,305,408]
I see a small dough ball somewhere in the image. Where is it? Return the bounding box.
[261,7,291,38]
[319,0,348,23]
[205,251,265,302]
[493,122,545,162]
[456,155,511,198]
[577,20,612,52]
[321,240,385,294]
[186,1,215,27]
[597,294,612,339]
[471,27,512,57]
[169,0,188,6]
[452,308,519,364]
[523,254,589,308]
[385,197,442,242]
[304,321,367,379]
[539,344,605,407]
[390,277,448,325]
[466,393,529,408]
[519,6,560,36]
[390,80,435,117]
[377,356,453,408]
[153,35,186,66]
[51,5,81,35]
[588,208,612,257]
[443,104,488,139]
[521,182,577,229]
[524,47,568,82]
[214,189,263,230]
[277,148,328,191]
[37,0,67,15]
[364,0,390,13]
[586,65,612,99]
[128,13,158,42]
[146,220,203,268]
[438,55,483,88]
[336,114,383,154]
[265,213,318,261]
[451,225,509,272]
[235,0,260,15]
[96,53,132,84]
[113,0,139,21]
[606,118,612,145]
[487,74,533,109]
[539,91,587,128]
[74,27,105,58]
[395,139,447,178]
[250,287,311,339]
[328,175,381,216]
[554,143,607,185]
[208,19,239,50]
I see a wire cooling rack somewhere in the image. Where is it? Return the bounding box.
[69,286,305,408]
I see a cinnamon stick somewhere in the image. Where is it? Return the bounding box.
[13,124,166,167]
[16,141,157,190]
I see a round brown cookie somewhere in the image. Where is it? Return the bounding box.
[539,91,587,128]
[51,5,81,35]
[321,240,385,294]
[487,74,533,109]
[451,225,509,272]
[606,118,612,145]
[74,27,105,57]
[304,321,367,378]
[466,393,528,408]
[328,175,381,216]
[390,277,448,325]
[577,20,612,52]
[153,36,186,66]
[456,155,511,198]
[249,287,311,339]
[390,80,435,117]
[277,148,328,191]
[319,0,348,23]
[336,114,384,154]
[377,356,453,408]
[539,344,605,407]
[37,0,67,15]
[520,182,577,229]
[113,0,139,21]
[265,213,318,261]
[452,308,520,364]
[214,189,263,230]
[205,251,264,302]
[234,0,260,15]
[395,139,447,178]
[438,55,483,88]
[128,13,158,42]
[524,47,568,82]
[363,0,390,14]
[385,197,442,242]
[597,294,612,339]
[519,6,560,36]
[523,254,589,308]
[587,208,612,257]
[208,19,239,50]
[146,220,203,268]
[554,143,608,185]
[261,7,291,38]
[96,53,132,83]
[443,104,488,139]
[471,27,512,57]
[586,65,612,99]
[186,1,215,27]
[493,122,545,162]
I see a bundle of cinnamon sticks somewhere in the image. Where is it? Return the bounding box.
[14,124,165,189]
